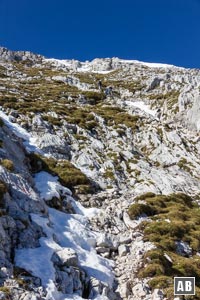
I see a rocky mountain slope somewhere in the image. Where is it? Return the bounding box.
[0,46,200,300]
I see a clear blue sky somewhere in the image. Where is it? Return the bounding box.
[1,0,200,68]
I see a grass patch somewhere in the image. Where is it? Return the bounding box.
[0,286,11,296]
[104,168,115,180]
[42,115,62,127]
[28,153,91,191]
[129,193,200,299]
[0,159,14,171]
[178,157,193,174]
[128,203,157,219]
[149,90,179,112]
[74,73,95,84]
[0,67,141,133]
[95,105,139,130]
[99,78,144,93]
[82,91,105,104]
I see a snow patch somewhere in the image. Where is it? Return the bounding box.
[15,208,114,299]
[118,58,177,69]
[45,58,114,74]
[34,171,72,201]
[125,100,157,116]
[34,171,99,217]
[0,109,42,154]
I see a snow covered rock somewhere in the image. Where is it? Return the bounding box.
[96,233,119,250]
[52,248,79,267]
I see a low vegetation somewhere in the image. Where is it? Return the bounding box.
[128,193,200,299]
[28,153,92,191]
[94,105,139,130]
[0,286,11,296]
[0,61,143,135]
[178,157,193,174]
[104,168,115,180]
[82,91,105,104]
[0,159,14,171]
[148,90,180,113]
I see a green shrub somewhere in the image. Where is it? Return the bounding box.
[143,249,172,272]
[148,276,173,289]
[128,203,157,219]
[82,91,105,104]
[134,192,156,201]
[139,263,165,277]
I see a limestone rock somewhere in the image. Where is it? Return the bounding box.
[118,244,128,257]
[52,248,78,267]
[152,288,165,300]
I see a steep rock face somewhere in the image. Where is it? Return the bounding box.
[0,47,200,299]
[187,100,200,131]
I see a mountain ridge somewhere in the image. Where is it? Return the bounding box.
[0,46,188,70]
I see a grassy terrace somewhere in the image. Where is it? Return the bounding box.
[128,192,200,299]
[12,61,68,77]
[75,71,144,92]
[0,81,141,132]
[0,60,145,132]
[148,90,180,112]
[0,66,8,78]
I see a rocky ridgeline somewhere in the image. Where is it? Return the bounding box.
[0,47,44,63]
[0,47,199,299]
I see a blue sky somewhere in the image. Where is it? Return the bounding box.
[1,0,200,68]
